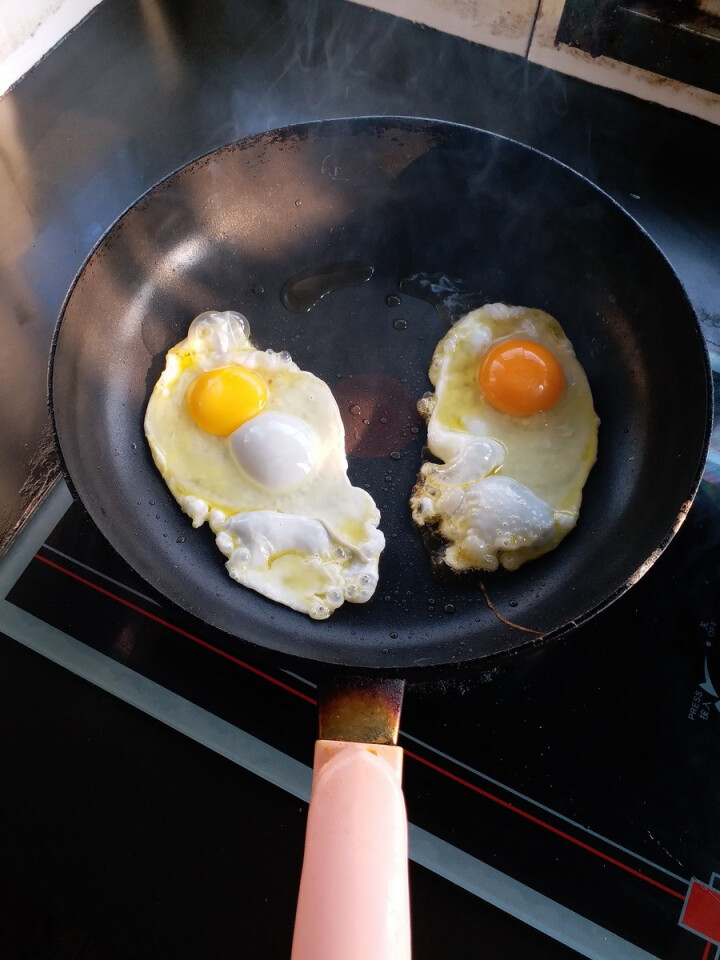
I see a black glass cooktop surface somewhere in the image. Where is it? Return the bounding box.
[2,0,720,957]
[2,452,719,958]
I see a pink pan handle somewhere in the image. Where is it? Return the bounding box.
[291,740,411,960]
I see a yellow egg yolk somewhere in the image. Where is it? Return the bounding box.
[478,339,565,416]
[187,365,267,435]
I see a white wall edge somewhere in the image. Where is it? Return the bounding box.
[346,0,540,58]
[0,0,104,98]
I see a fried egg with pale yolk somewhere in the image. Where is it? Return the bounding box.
[144,310,384,619]
[410,303,599,573]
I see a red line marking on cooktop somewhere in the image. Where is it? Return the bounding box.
[34,550,688,902]
[33,553,316,705]
[701,941,712,960]
[402,749,685,901]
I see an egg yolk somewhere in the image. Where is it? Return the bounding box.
[187,365,267,435]
[478,339,565,416]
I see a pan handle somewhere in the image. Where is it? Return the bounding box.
[291,739,411,960]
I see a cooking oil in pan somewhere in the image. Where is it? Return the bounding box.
[281,261,374,313]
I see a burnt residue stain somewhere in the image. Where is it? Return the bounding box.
[281,261,374,313]
[1,419,62,557]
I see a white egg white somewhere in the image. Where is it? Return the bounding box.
[411,303,599,573]
[144,311,384,619]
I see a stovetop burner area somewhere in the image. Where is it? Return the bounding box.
[1,462,719,958]
[2,0,720,957]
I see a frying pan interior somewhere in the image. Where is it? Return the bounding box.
[50,118,712,671]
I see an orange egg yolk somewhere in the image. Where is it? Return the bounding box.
[478,339,565,416]
[187,365,267,435]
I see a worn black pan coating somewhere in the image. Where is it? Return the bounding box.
[50,117,712,673]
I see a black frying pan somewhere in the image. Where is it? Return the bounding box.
[50,117,711,674]
[50,116,712,958]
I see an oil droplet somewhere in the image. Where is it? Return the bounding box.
[176,536,185,543]
[282,261,374,313]
[389,451,400,460]
[392,318,408,331]
[295,199,302,206]
[362,418,370,425]
[131,442,137,450]
[380,417,387,424]
[252,283,265,295]
[444,604,455,614]
[390,632,398,640]
[349,404,361,416]
[410,426,419,434]
[509,599,518,608]
[386,294,401,307]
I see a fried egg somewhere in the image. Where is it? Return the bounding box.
[144,310,384,619]
[410,304,599,573]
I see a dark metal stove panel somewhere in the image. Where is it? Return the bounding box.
[557,0,720,94]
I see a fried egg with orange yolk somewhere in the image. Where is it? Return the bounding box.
[144,310,384,619]
[411,304,599,573]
